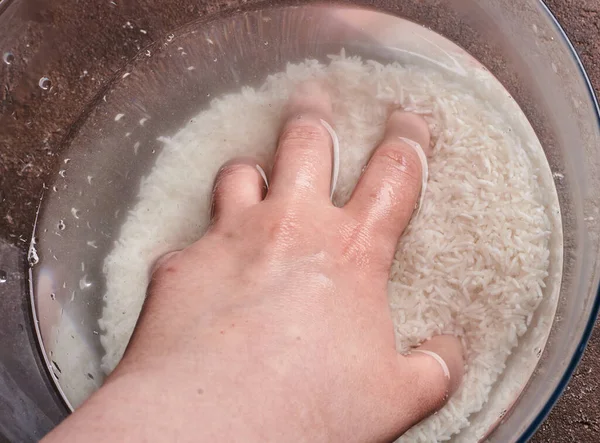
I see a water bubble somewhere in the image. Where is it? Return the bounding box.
[28,247,39,266]
[79,274,93,290]
[39,77,51,90]
[59,169,66,178]
[213,58,217,62]
[3,52,14,65]
[57,220,66,230]
[71,207,81,219]
[50,293,56,300]
[0,270,7,283]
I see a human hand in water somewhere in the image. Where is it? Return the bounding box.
[44,83,464,443]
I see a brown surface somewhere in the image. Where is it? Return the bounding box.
[530,2,600,442]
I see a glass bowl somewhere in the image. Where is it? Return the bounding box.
[0,1,599,441]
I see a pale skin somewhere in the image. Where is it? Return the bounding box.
[43,82,464,443]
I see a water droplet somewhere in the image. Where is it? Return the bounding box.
[0,270,7,283]
[57,220,66,230]
[213,58,217,62]
[71,207,81,219]
[264,41,269,46]
[114,113,125,121]
[50,293,56,300]
[79,274,92,289]
[39,77,51,90]
[28,247,39,266]
[3,52,14,65]
[59,169,66,178]
[122,72,131,79]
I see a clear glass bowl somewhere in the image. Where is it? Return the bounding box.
[1,0,599,441]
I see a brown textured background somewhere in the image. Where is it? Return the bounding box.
[531,2,600,441]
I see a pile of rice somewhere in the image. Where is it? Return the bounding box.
[99,52,552,441]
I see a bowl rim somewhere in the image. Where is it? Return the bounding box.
[517,2,600,441]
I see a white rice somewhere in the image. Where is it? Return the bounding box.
[99,52,554,442]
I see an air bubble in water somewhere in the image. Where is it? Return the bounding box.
[58,220,66,230]
[39,77,51,90]
[3,52,14,65]
[0,270,7,283]
[79,274,93,290]
[28,247,39,266]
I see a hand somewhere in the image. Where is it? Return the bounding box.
[43,83,464,443]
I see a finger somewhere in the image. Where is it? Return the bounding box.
[269,81,334,201]
[150,250,180,276]
[344,111,430,256]
[398,335,464,428]
[211,157,266,222]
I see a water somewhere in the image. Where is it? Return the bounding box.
[29,8,562,439]
[2,52,14,65]
[38,77,51,90]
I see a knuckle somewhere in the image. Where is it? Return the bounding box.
[374,142,423,183]
[280,121,329,147]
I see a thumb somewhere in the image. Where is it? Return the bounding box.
[398,335,465,429]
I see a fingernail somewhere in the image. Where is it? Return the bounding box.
[387,110,432,156]
[412,349,451,379]
[256,164,269,189]
[399,136,429,217]
[320,119,339,200]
